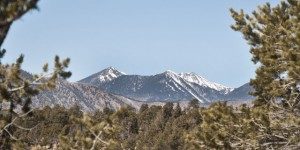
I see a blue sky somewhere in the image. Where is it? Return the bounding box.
[2,0,280,87]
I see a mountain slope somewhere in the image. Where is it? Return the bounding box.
[98,71,203,102]
[32,79,141,112]
[225,83,254,101]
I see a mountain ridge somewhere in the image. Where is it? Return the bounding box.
[78,67,252,103]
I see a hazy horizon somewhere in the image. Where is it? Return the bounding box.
[2,0,280,88]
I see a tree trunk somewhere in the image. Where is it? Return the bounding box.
[0,23,11,48]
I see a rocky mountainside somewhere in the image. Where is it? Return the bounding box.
[32,79,144,112]
[225,83,253,101]
[78,67,251,103]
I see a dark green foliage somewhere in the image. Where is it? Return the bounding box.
[173,103,182,118]
[139,103,149,113]
[162,102,173,120]
[230,0,300,110]
[3,99,299,149]
[188,99,200,109]
[9,103,192,149]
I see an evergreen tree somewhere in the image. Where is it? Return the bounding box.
[59,113,120,150]
[139,103,149,113]
[230,0,300,109]
[230,1,300,147]
[162,102,174,120]
[188,99,200,109]
[173,103,182,118]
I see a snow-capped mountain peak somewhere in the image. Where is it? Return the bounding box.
[161,70,186,84]
[164,70,177,74]
[162,70,179,77]
[98,67,126,82]
[78,67,125,85]
[178,72,233,93]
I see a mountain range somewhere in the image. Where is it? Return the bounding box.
[30,67,253,111]
[79,67,252,103]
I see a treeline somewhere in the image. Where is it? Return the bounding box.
[11,101,200,149]
[6,99,299,149]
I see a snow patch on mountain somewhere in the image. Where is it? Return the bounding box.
[161,70,204,102]
[178,72,233,93]
[98,67,126,82]
[79,67,125,85]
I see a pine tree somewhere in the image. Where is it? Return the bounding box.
[230,0,300,109]
[229,0,300,148]
[139,103,149,113]
[59,113,120,150]
[188,99,200,109]
[162,102,174,120]
[173,103,182,118]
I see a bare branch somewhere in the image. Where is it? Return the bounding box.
[87,128,109,146]
[0,109,35,139]
[90,131,102,150]
[3,128,19,141]
[8,72,53,92]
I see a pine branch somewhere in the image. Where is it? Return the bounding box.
[90,131,103,150]
[8,72,52,92]
[87,128,109,146]
[0,0,40,26]
[0,109,35,141]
